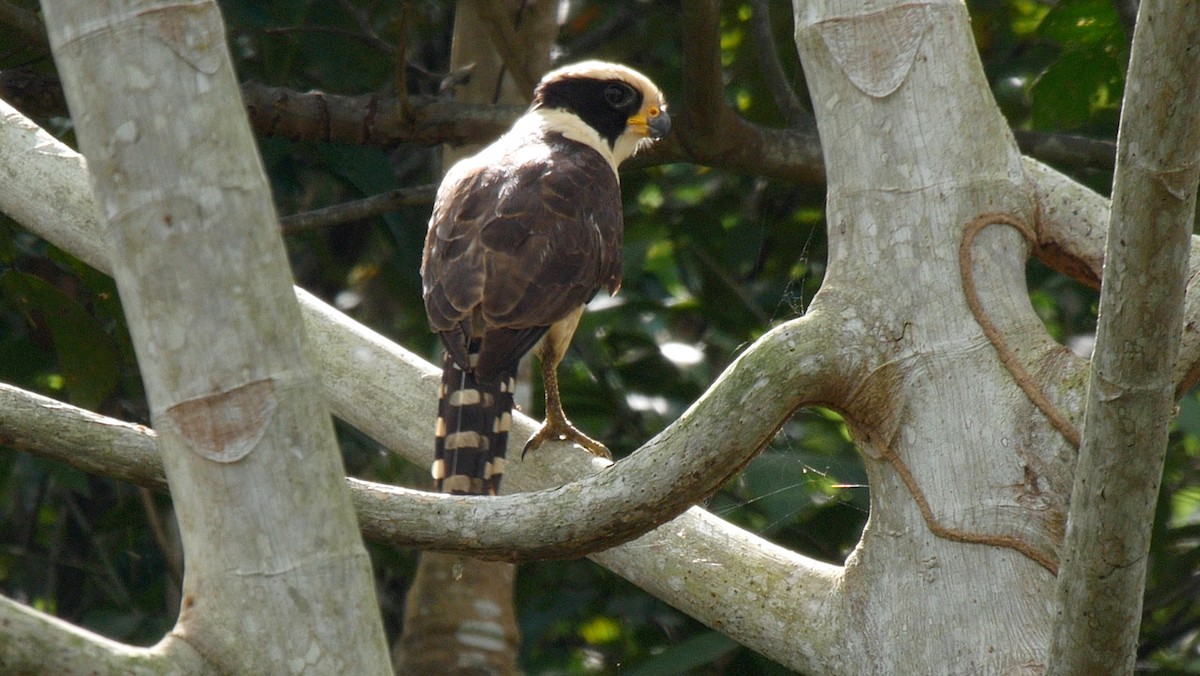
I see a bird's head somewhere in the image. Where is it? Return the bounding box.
[531,60,670,165]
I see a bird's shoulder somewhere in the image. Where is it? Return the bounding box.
[431,128,620,240]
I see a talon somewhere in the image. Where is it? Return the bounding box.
[523,421,612,460]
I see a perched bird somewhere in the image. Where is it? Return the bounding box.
[421,61,670,495]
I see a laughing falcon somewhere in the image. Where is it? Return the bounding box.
[421,61,670,495]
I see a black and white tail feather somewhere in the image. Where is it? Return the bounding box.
[432,339,515,495]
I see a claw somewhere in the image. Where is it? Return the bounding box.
[522,420,612,460]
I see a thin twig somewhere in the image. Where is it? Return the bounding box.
[334,0,396,55]
[279,184,437,234]
[138,487,183,586]
[556,8,636,63]
[690,244,772,325]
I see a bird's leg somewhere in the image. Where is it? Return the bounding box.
[522,318,612,460]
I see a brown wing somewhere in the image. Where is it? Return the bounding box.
[422,133,623,382]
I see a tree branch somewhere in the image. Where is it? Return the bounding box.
[0,310,838,565]
[279,184,437,234]
[0,69,1119,187]
[308,288,852,561]
[0,593,206,674]
[1025,157,1200,395]
[1024,157,1106,289]
[240,81,523,148]
[40,0,391,668]
[1048,2,1200,673]
[1014,130,1115,176]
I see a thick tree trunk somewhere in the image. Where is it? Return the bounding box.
[791,1,1076,670]
[38,1,391,672]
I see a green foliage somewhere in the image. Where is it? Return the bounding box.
[975,0,1127,138]
[2,0,1197,672]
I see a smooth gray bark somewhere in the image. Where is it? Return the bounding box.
[1048,4,1200,673]
[35,0,391,672]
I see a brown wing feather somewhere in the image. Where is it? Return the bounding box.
[422,132,622,382]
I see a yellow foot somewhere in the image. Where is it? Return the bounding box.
[523,420,612,460]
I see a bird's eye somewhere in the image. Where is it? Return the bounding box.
[604,83,636,108]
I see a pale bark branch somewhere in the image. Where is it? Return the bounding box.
[0,304,839,562]
[1026,158,1200,394]
[1048,3,1200,673]
[0,382,165,490]
[0,593,205,675]
[792,1,1082,669]
[1025,157,1107,289]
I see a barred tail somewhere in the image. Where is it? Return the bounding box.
[432,340,515,496]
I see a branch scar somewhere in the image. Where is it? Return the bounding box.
[164,379,276,463]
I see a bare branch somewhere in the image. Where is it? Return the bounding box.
[1026,154,1200,396]
[1014,130,1115,176]
[240,81,523,147]
[279,184,437,234]
[301,289,849,561]
[1025,157,1106,289]
[655,0,826,183]
[40,0,391,668]
[0,594,205,674]
[1,331,834,563]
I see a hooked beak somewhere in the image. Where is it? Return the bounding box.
[647,109,671,140]
[629,107,671,140]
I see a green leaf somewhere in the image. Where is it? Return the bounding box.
[625,631,740,676]
[1029,48,1119,130]
[1037,0,1125,45]
[0,270,121,410]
